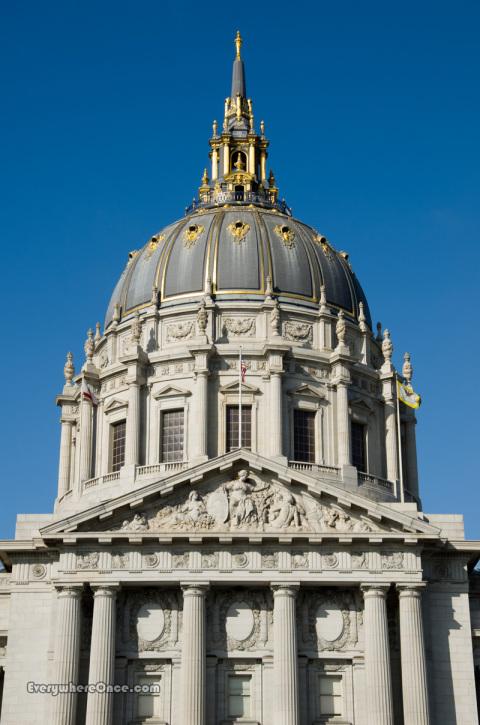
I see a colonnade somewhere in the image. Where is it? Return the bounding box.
[52,581,430,725]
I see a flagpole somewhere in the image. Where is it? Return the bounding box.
[238,346,242,449]
[395,375,405,503]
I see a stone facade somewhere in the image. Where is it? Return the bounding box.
[0,31,479,725]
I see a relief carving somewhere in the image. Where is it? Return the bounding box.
[113,469,378,536]
[77,552,99,569]
[124,589,179,652]
[300,589,358,652]
[381,552,404,570]
[283,321,313,343]
[223,317,256,337]
[166,320,195,342]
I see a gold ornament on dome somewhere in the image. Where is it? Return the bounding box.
[313,233,334,260]
[227,219,250,243]
[145,233,165,259]
[183,223,205,248]
[274,224,296,249]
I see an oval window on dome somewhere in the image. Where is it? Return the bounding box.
[136,602,165,642]
[225,600,255,642]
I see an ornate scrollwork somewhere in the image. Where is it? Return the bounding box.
[301,589,358,652]
[274,223,296,248]
[183,223,204,248]
[227,219,250,243]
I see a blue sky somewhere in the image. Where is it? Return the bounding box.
[0,1,479,539]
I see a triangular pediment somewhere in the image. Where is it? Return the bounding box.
[103,397,128,412]
[153,384,191,399]
[40,451,441,539]
[219,380,260,394]
[288,384,326,400]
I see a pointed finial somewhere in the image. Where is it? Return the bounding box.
[64,351,74,385]
[235,30,243,59]
[94,321,101,342]
[151,284,158,306]
[212,119,218,137]
[202,168,209,185]
[260,120,265,137]
[84,328,95,363]
[268,170,276,188]
[402,352,413,383]
[358,302,368,333]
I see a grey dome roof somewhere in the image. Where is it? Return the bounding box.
[105,206,372,328]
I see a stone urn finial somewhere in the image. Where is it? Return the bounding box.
[336,310,346,346]
[382,329,393,363]
[64,351,74,385]
[131,311,142,346]
[270,300,280,336]
[402,351,413,383]
[197,299,208,335]
[94,321,101,343]
[84,328,95,363]
[358,302,368,333]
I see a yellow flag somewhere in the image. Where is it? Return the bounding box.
[397,380,421,409]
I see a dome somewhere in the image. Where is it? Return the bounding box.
[105,206,371,328]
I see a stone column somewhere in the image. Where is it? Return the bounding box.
[336,380,351,466]
[270,372,283,458]
[398,584,430,725]
[404,419,419,500]
[58,420,74,498]
[85,585,118,725]
[361,584,394,725]
[193,371,208,460]
[181,583,208,725]
[125,380,140,466]
[272,584,300,725]
[384,401,399,483]
[79,396,93,483]
[52,585,83,725]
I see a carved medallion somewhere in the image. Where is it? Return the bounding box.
[137,603,165,642]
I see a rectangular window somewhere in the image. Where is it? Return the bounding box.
[227,674,251,718]
[293,409,316,462]
[161,409,184,462]
[351,421,366,471]
[318,674,342,717]
[110,420,126,472]
[136,675,161,719]
[226,405,252,451]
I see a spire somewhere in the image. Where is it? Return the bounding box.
[231,30,247,99]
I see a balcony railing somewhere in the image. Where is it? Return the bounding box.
[186,191,292,216]
[358,471,394,494]
[83,471,120,490]
[137,462,189,477]
[288,461,340,477]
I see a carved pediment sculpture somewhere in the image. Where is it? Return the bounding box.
[112,469,378,535]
